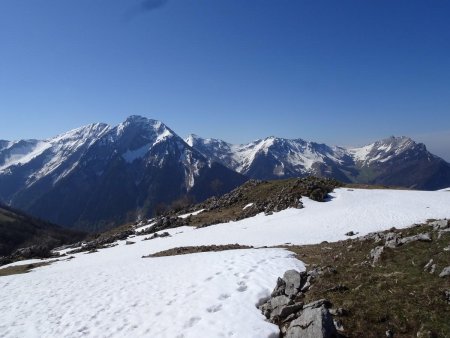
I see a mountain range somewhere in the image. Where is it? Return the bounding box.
[186,134,450,190]
[1,115,449,231]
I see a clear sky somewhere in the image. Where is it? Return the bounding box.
[0,0,449,160]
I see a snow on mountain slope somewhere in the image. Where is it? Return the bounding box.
[348,136,424,166]
[0,140,51,171]
[0,116,246,230]
[1,188,450,337]
[0,123,110,185]
[186,134,348,178]
[188,134,450,189]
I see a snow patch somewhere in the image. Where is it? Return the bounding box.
[122,144,151,163]
[178,209,205,219]
[243,203,254,210]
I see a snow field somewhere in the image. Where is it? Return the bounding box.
[1,187,450,337]
[0,248,302,338]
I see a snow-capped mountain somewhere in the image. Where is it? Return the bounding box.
[2,117,449,230]
[0,116,246,231]
[0,123,111,202]
[186,135,354,181]
[187,134,450,190]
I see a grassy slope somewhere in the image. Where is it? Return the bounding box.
[0,204,85,257]
[179,177,340,228]
[288,223,450,337]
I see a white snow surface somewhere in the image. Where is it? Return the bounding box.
[0,140,51,171]
[1,188,450,338]
[0,247,301,338]
[178,209,205,219]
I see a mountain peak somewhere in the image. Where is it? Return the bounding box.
[124,115,153,124]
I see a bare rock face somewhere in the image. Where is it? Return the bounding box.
[286,305,337,338]
[283,270,305,298]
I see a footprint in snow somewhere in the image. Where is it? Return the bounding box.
[236,281,248,292]
[204,276,213,281]
[184,316,201,328]
[206,304,222,313]
[218,293,230,300]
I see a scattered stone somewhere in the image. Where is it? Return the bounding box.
[430,264,436,274]
[430,219,449,230]
[68,229,134,254]
[329,308,349,316]
[386,329,394,338]
[385,232,400,248]
[423,259,434,272]
[416,326,437,338]
[370,246,384,266]
[345,231,357,236]
[125,240,135,245]
[11,245,53,260]
[143,232,171,241]
[444,290,450,304]
[439,266,450,278]
[399,233,431,245]
[438,229,450,239]
[259,268,337,337]
[333,319,344,332]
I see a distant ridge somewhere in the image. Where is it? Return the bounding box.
[187,134,450,190]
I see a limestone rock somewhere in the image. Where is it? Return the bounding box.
[283,270,304,297]
[399,233,431,245]
[370,246,384,266]
[286,305,337,338]
[439,266,450,278]
[430,219,449,230]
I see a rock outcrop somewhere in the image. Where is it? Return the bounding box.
[259,269,339,337]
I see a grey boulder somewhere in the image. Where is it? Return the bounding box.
[439,266,450,278]
[286,305,337,338]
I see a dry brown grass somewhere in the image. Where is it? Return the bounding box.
[0,261,52,277]
[287,225,450,337]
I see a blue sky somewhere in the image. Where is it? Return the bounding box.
[0,0,449,160]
